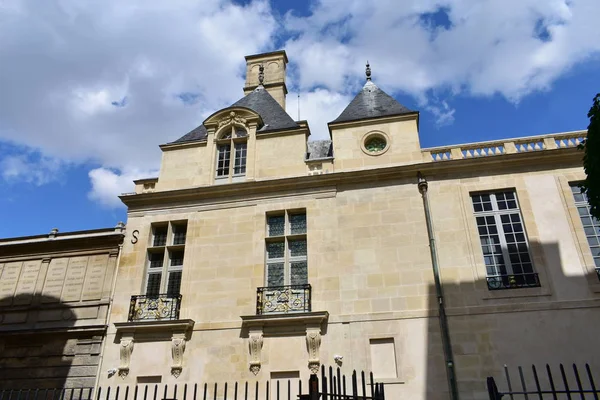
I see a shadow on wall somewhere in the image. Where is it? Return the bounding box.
[425,241,600,400]
[0,294,77,391]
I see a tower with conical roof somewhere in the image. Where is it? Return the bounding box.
[328,63,421,171]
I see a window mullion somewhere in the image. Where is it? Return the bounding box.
[494,212,513,275]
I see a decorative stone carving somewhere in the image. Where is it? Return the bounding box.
[118,337,134,378]
[218,111,247,129]
[171,336,186,378]
[248,329,264,375]
[306,327,322,374]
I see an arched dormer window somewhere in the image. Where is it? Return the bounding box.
[215,125,248,182]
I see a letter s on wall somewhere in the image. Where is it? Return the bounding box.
[131,230,139,244]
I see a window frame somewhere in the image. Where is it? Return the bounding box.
[265,210,308,287]
[215,125,248,183]
[569,182,600,279]
[144,221,187,297]
[470,190,540,290]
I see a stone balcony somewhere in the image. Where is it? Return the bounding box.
[421,130,586,162]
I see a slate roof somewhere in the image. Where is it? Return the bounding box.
[306,140,333,160]
[330,81,414,124]
[170,87,299,144]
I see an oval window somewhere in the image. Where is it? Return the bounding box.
[364,136,387,153]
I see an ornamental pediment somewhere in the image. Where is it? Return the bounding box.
[203,107,263,131]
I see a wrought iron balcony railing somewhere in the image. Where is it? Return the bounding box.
[128,293,182,322]
[256,284,311,315]
[486,273,541,290]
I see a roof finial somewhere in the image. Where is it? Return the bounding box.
[365,61,371,81]
[258,64,264,86]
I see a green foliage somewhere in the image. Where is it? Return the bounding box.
[579,93,600,219]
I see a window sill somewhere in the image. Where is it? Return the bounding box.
[115,319,194,338]
[240,311,328,336]
[482,286,551,300]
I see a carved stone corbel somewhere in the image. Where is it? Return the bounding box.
[248,328,264,375]
[118,336,134,378]
[306,326,322,374]
[171,335,187,378]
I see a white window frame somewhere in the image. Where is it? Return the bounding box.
[471,191,535,279]
[570,183,600,276]
[144,221,187,296]
[265,211,307,287]
[215,125,248,183]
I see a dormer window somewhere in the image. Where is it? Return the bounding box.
[216,125,248,183]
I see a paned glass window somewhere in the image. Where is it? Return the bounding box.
[265,211,308,287]
[570,184,600,275]
[267,215,285,236]
[173,224,187,245]
[471,191,538,289]
[145,221,187,298]
[215,126,247,180]
[153,226,167,246]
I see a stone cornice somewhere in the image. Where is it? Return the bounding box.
[120,147,582,211]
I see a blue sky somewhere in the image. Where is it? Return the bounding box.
[0,0,598,238]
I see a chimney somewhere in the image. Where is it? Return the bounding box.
[244,50,288,109]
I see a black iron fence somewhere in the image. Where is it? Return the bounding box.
[128,294,182,322]
[486,273,541,290]
[487,363,600,399]
[0,367,384,400]
[256,284,311,314]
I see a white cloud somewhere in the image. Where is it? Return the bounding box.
[0,151,65,185]
[1,0,600,207]
[286,89,352,140]
[88,167,157,208]
[284,0,600,101]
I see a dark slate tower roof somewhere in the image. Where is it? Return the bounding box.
[231,87,299,132]
[170,87,298,144]
[330,79,414,125]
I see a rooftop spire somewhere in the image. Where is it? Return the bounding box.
[365,61,371,81]
[258,64,264,86]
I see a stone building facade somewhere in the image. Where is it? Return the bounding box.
[94,50,598,399]
[0,226,124,389]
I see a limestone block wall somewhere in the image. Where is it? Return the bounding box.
[101,162,600,400]
[331,117,423,172]
[254,132,308,179]
[156,143,210,191]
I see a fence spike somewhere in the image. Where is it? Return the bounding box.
[202,383,207,400]
[585,364,599,400]
[173,384,178,400]
[559,364,573,400]
[106,387,111,400]
[265,381,269,400]
[124,386,130,400]
[518,366,530,400]
[213,382,217,400]
[163,385,168,400]
[361,370,367,399]
[254,382,258,400]
[133,385,139,400]
[234,382,238,400]
[572,364,585,400]
[223,383,227,400]
[545,364,558,400]
[183,384,187,400]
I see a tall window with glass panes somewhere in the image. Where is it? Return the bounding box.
[471,191,539,289]
[570,183,600,278]
[265,211,307,288]
[146,221,187,297]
